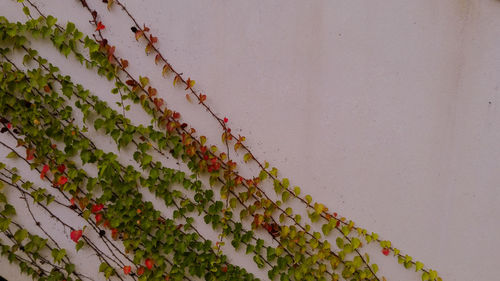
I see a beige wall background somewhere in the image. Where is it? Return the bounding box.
[1,0,499,280]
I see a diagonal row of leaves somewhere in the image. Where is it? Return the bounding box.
[0,45,258,280]
[9,3,391,280]
[0,159,131,281]
[0,164,89,281]
[87,0,442,280]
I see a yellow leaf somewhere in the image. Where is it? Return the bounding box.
[107,0,114,10]
[173,75,181,87]
[243,153,252,162]
[162,64,171,77]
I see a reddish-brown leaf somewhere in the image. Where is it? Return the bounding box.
[120,59,129,69]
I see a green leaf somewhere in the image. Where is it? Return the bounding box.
[76,240,85,251]
[51,248,66,263]
[46,15,57,28]
[293,186,301,196]
[14,229,28,243]
[22,6,30,16]
[6,152,17,159]
[421,272,429,281]
[305,195,312,204]
[142,154,152,166]
[0,217,11,231]
[415,261,424,272]
[351,237,360,249]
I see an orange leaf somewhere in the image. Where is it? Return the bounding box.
[135,30,143,41]
[234,142,241,151]
[155,54,161,65]
[149,34,158,44]
[185,94,192,103]
[162,64,171,77]
[198,94,206,103]
[185,78,195,90]
[147,87,157,97]
[145,43,152,54]
[143,25,150,32]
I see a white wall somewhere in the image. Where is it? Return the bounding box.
[1,0,499,280]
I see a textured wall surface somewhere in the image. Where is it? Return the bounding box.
[1,0,499,280]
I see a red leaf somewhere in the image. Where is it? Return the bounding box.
[123,266,131,275]
[95,213,103,224]
[95,21,105,31]
[154,98,164,109]
[7,123,11,129]
[70,197,76,206]
[172,112,180,119]
[40,164,50,179]
[137,267,145,276]
[223,117,228,123]
[143,25,150,32]
[70,230,82,243]
[57,164,66,173]
[221,265,228,273]
[56,176,68,186]
[145,258,154,270]
[26,148,35,161]
[91,203,104,214]
[382,248,390,256]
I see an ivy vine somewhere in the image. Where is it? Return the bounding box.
[0,1,442,281]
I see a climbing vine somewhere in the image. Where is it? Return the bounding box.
[0,1,441,281]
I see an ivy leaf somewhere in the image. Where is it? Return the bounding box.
[139,76,149,87]
[142,154,152,166]
[22,6,30,16]
[14,229,28,243]
[415,261,424,272]
[51,248,66,264]
[46,15,57,27]
[185,78,195,90]
[243,153,252,163]
[293,186,301,196]
[6,151,17,159]
[173,75,181,87]
[0,217,11,231]
[107,0,115,10]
